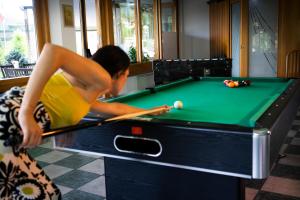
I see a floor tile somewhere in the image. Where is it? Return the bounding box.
[244,179,266,190]
[285,145,300,155]
[27,147,53,158]
[63,190,105,200]
[271,164,300,180]
[37,160,50,168]
[35,150,72,163]
[280,144,289,154]
[293,120,300,126]
[279,154,300,167]
[39,138,54,148]
[255,191,300,200]
[285,137,294,144]
[53,170,100,189]
[288,130,298,137]
[79,159,105,175]
[291,138,300,146]
[245,188,258,200]
[54,154,96,169]
[43,164,73,179]
[79,176,106,197]
[261,176,300,198]
[56,184,73,195]
[291,125,300,131]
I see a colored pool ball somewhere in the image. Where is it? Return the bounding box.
[228,82,235,88]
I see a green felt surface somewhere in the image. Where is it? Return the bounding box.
[111,77,292,127]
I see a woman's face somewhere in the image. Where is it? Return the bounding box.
[110,69,129,97]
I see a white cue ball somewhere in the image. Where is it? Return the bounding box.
[174,100,183,109]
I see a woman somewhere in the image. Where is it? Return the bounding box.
[0,44,169,199]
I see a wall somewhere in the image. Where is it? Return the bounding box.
[48,0,76,52]
[121,73,155,95]
[178,0,210,59]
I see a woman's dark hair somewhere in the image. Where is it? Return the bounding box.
[91,45,130,77]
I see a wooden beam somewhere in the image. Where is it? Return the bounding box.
[99,0,114,45]
[135,0,142,62]
[33,0,51,53]
[175,0,179,58]
[153,0,161,59]
[153,0,162,59]
[239,0,249,77]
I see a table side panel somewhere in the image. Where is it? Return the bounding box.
[55,121,253,177]
[268,80,300,165]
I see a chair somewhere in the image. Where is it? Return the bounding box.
[0,64,34,78]
[286,50,300,78]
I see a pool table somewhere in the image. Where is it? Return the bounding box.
[55,77,300,200]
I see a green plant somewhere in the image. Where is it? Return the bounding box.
[4,32,28,66]
[5,49,28,66]
[128,46,137,63]
[142,53,150,62]
[10,32,27,55]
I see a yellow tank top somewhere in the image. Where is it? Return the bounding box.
[40,72,90,128]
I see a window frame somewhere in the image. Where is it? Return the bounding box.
[0,0,50,92]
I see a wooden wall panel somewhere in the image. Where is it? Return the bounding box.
[277,0,300,77]
[0,77,29,93]
[209,0,230,58]
[285,50,300,78]
[99,0,114,46]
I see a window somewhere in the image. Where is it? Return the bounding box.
[141,0,155,61]
[112,0,137,62]
[86,0,101,54]
[161,0,176,32]
[74,0,101,56]
[0,0,37,78]
[74,0,83,55]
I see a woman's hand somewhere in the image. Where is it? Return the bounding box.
[18,111,43,148]
[148,105,172,116]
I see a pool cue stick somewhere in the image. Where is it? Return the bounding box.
[105,106,172,122]
[42,106,171,137]
[4,106,172,146]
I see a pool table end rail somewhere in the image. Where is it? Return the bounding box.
[252,128,271,179]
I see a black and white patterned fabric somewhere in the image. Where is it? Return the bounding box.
[0,87,61,200]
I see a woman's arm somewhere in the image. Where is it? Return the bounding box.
[90,101,171,117]
[90,101,145,116]
[19,43,112,148]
